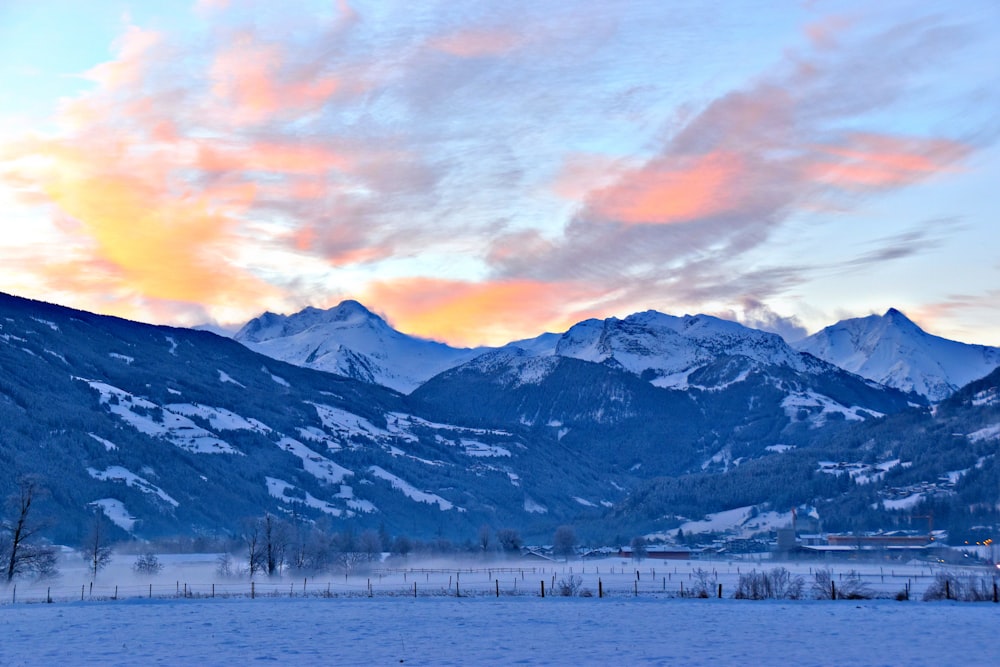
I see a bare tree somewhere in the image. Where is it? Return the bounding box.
[240,516,264,576]
[133,552,164,575]
[2,476,58,583]
[358,529,382,562]
[496,528,523,555]
[552,525,576,561]
[81,512,114,578]
[478,525,492,553]
[630,536,648,562]
[261,513,290,576]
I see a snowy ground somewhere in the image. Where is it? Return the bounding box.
[1,596,996,666]
[0,556,996,665]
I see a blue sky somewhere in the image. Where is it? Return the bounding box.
[1,0,998,346]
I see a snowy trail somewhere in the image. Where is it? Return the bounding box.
[0,596,996,666]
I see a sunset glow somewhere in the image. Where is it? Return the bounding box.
[1,1,998,346]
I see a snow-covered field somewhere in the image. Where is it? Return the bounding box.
[0,555,996,664]
[1,594,996,666]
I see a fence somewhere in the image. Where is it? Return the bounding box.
[2,560,997,605]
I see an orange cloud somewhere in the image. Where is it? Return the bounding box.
[362,278,599,346]
[35,144,273,305]
[809,133,969,189]
[195,142,352,175]
[588,151,746,225]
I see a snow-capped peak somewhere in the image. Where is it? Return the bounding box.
[793,308,1000,401]
[233,301,482,394]
[554,310,803,388]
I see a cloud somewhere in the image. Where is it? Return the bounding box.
[485,14,979,323]
[717,298,810,342]
[361,278,602,346]
[429,27,528,58]
[808,133,969,189]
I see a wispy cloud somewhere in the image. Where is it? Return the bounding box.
[0,2,994,343]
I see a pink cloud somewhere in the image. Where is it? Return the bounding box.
[429,27,527,58]
[587,151,747,225]
[808,133,970,189]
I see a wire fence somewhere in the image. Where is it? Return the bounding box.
[2,560,997,605]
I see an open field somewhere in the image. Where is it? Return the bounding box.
[1,594,996,666]
[2,554,995,603]
[1,556,996,665]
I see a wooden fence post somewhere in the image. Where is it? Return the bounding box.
[251,581,255,599]
[718,583,722,599]
[540,580,545,598]
[598,578,603,598]
[496,579,499,597]
[831,581,836,600]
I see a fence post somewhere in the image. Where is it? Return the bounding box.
[114,586,118,600]
[598,578,603,598]
[718,583,722,599]
[11,585,15,604]
[945,579,950,600]
[251,581,255,599]
[496,579,499,598]
[993,581,997,603]
[831,581,836,600]
[81,585,84,601]
[212,584,215,598]
[540,580,545,598]
[47,587,51,604]
[414,582,417,598]
[304,578,307,595]
[634,580,637,597]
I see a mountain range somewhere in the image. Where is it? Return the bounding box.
[1,291,997,546]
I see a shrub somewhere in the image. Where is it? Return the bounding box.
[812,568,872,599]
[133,552,164,575]
[734,567,804,600]
[923,572,996,601]
[689,568,717,598]
[555,575,582,596]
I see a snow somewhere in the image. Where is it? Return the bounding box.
[765,444,794,453]
[88,433,118,451]
[782,390,878,425]
[88,498,136,531]
[235,301,484,394]
[277,436,353,485]
[165,403,271,434]
[109,352,134,364]
[77,379,241,455]
[309,403,390,440]
[265,477,345,516]
[523,497,547,513]
[368,466,459,511]
[87,466,179,507]
[881,493,925,510]
[217,370,245,387]
[1,564,995,666]
[262,366,290,387]
[572,496,597,507]
[794,309,1000,401]
[968,423,1000,442]
[30,316,59,331]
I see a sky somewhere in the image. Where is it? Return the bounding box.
[1,0,999,347]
